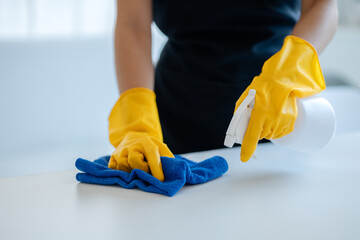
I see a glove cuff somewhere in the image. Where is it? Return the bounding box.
[108,87,163,148]
[260,35,326,97]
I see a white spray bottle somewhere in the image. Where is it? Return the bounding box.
[224,89,336,153]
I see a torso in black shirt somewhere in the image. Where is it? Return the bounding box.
[153,0,301,153]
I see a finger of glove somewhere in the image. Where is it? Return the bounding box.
[152,138,174,158]
[263,121,283,139]
[260,122,274,140]
[264,97,297,139]
[241,112,263,162]
[273,127,286,139]
[280,115,296,137]
[267,121,288,139]
[277,94,297,137]
[269,113,296,139]
[143,141,164,182]
[275,112,297,138]
[128,148,149,173]
[108,155,117,169]
[109,149,132,172]
[116,148,132,172]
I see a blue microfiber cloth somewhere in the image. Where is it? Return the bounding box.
[75,155,228,197]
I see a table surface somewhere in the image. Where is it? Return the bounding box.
[1,130,360,240]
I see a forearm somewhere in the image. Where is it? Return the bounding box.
[292,0,338,53]
[114,23,154,94]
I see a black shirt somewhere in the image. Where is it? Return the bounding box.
[153,0,301,154]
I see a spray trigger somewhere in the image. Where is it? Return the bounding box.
[224,89,256,148]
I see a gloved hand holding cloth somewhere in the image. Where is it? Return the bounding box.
[108,87,174,181]
[236,35,326,162]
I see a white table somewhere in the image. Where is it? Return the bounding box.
[1,131,360,240]
[1,86,360,240]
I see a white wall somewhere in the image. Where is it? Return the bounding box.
[0,0,115,39]
[319,27,360,88]
[0,37,117,176]
[0,0,168,177]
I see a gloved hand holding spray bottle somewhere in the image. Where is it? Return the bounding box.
[225,36,336,160]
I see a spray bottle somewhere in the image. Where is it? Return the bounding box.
[224,89,336,153]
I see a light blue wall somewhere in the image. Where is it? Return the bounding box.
[0,13,359,177]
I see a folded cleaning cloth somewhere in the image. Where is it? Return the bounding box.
[75,155,228,197]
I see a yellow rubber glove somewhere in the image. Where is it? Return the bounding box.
[108,87,174,181]
[235,35,326,162]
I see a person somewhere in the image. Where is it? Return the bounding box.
[108,0,339,181]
